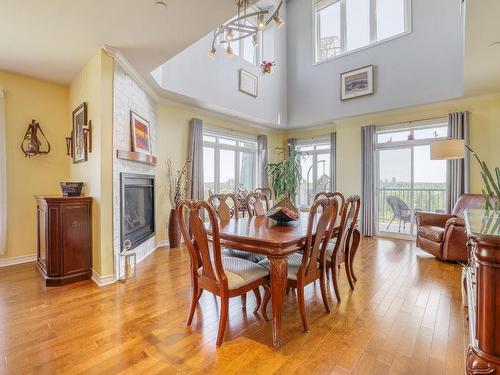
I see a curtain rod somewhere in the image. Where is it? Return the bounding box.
[376,114,449,128]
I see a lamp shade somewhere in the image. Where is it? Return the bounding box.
[430,139,465,160]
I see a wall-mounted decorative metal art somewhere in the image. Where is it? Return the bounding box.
[21,120,51,157]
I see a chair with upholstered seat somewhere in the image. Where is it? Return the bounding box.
[246,192,270,217]
[176,200,269,346]
[209,193,264,264]
[259,197,338,332]
[324,195,361,302]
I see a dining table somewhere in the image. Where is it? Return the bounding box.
[207,213,317,348]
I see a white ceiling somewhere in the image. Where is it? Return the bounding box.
[0,0,240,86]
[464,0,500,95]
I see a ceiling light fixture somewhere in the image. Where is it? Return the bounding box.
[208,0,284,61]
[155,1,167,9]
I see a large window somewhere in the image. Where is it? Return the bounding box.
[376,119,448,237]
[203,129,257,199]
[314,0,410,63]
[296,139,331,208]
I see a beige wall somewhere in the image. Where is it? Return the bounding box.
[0,71,69,260]
[155,102,283,242]
[68,49,114,276]
[286,94,500,197]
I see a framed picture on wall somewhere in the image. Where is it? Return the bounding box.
[340,65,374,101]
[72,102,88,164]
[130,110,151,154]
[239,69,258,98]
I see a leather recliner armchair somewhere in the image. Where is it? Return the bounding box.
[415,194,484,262]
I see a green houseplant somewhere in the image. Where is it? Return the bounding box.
[266,149,301,201]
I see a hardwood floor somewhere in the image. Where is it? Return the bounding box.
[0,237,468,374]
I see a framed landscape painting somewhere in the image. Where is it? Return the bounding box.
[340,65,374,101]
[130,111,151,154]
[239,69,258,98]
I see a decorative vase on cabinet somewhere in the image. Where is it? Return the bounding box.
[168,208,181,248]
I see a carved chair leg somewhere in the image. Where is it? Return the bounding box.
[345,256,355,290]
[253,287,262,313]
[296,283,309,332]
[331,263,341,303]
[187,285,198,326]
[261,285,271,321]
[216,294,229,347]
[350,229,361,282]
[241,293,247,310]
[320,272,331,313]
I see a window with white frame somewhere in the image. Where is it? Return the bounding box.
[203,129,257,199]
[314,0,410,63]
[296,138,331,208]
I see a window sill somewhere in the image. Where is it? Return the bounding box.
[313,30,412,67]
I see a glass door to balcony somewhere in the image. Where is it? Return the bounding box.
[376,137,448,238]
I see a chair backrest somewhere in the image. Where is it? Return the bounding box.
[314,192,345,215]
[176,200,227,288]
[301,197,338,277]
[208,193,238,221]
[452,194,485,216]
[331,195,361,264]
[246,192,269,217]
[386,196,404,217]
[255,187,273,201]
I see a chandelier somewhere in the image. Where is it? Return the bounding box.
[208,0,284,60]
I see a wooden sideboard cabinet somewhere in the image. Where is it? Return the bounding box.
[464,209,500,374]
[36,196,92,286]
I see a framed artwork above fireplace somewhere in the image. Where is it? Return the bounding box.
[130,110,151,155]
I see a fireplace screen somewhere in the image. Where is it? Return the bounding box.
[121,173,155,250]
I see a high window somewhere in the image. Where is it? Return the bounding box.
[296,139,332,209]
[314,0,410,63]
[375,119,448,237]
[203,129,257,199]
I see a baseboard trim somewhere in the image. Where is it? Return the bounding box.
[91,269,116,287]
[0,254,37,267]
[156,240,169,248]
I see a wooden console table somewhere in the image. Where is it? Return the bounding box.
[464,209,500,374]
[36,196,92,286]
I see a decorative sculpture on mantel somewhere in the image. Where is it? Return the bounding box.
[21,120,51,157]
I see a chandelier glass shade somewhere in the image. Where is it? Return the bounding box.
[208,0,284,60]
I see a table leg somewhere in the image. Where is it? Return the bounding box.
[269,256,288,348]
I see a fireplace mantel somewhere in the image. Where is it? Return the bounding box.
[117,150,157,166]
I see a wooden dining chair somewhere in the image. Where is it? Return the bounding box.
[255,187,272,202]
[313,192,345,213]
[259,197,339,332]
[246,192,269,217]
[324,195,361,302]
[208,193,238,220]
[176,200,269,346]
[209,193,264,264]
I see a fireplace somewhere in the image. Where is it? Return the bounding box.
[120,173,155,250]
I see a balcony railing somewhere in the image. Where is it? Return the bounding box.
[378,187,446,224]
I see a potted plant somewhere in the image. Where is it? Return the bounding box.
[266,149,301,222]
[166,158,190,248]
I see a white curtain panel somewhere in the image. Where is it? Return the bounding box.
[257,135,269,188]
[188,118,204,200]
[361,125,376,237]
[447,111,470,212]
[0,87,6,255]
[330,132,337,192]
